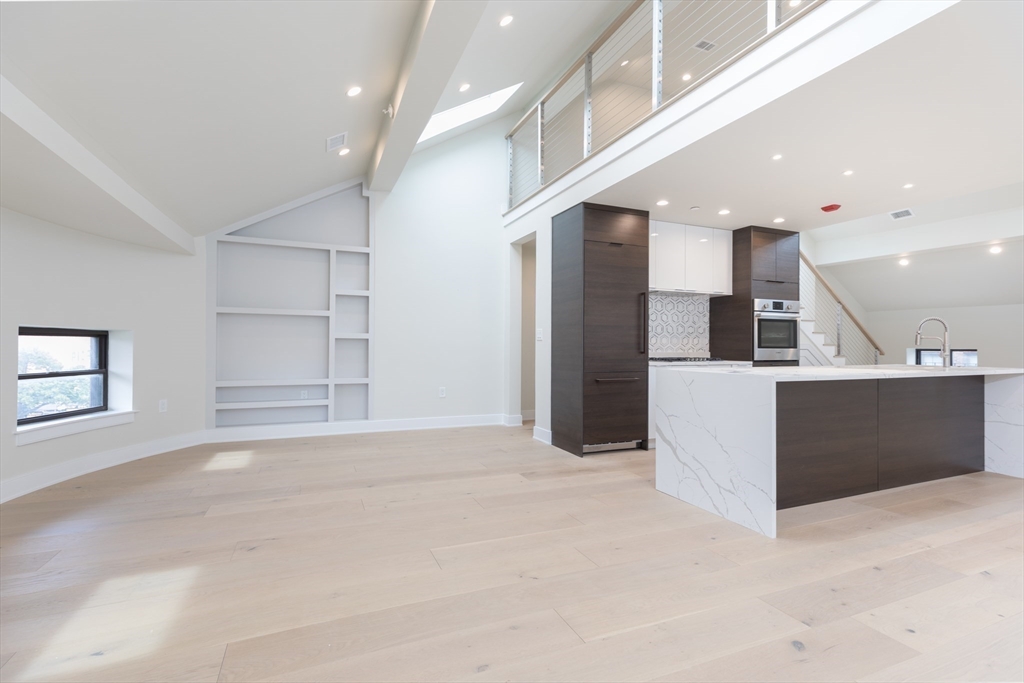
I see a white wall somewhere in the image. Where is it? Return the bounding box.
[868,304,1024,368]
[0,208,206,483]
[372,117,510,420]
[521,240,536,416]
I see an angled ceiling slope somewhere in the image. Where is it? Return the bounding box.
[0,78,194,253]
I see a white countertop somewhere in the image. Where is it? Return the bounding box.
[654,364,1024,381]
[648,360,752,367]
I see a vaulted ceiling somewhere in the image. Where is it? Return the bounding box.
[0,0,626,247]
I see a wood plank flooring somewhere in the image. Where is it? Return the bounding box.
[0,424,1021,682]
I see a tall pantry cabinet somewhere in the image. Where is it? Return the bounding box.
[551,203,650,457]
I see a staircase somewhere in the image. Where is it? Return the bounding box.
[798,254,884,366]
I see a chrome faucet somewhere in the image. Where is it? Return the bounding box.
[915,317,950,366]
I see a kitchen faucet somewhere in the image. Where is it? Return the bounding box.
[915,317,950,367]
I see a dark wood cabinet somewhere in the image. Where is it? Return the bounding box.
[710,226,799,361]
[775,376,986,509]
[878,376,985,489]
[552,203,649,457]
[584,241,649,373]
[777,380,879,509]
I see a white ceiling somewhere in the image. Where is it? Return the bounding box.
[0,114,184,252]
[821,238,1024,312]
[809,182,1024,243]
[417,0,628,150]
[0,0,420,235]
[0,0,628,240]
[589,0,1024,233]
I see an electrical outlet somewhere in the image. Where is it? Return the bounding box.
[158,399,168,413]
[300,390,308,399]
[536,328,544,341]
[438,387,446,398]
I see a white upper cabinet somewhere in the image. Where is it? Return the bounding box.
[650,221,731,295]
[713,228,733,295]
[685,225,714,293]
[653,221,688,291]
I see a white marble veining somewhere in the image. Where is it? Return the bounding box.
[655,368,776,537]
[985,374,1024,478]
[664,364,1024,382]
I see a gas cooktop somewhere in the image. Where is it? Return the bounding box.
[651,357,723,362]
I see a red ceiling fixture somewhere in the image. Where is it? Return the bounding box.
[821,204,841,213]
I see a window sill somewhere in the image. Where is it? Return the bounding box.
[15,410,136,446]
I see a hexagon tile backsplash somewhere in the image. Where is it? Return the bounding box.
[649,292,711,356]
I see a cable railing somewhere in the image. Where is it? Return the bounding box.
[799,254,884,366]
[506,0,823,209]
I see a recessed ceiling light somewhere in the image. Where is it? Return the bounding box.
[651,232,659,237]
[699,238,708,242]
[771,154,782,161]
[347,87,361,97]
[621,60,629,66]
[418,82,523,142]
[338,147,350,156]
[656,200,669,206]
[843,170,853,176]
[898,258,910,266]
[773,217,785,223]
[500,15,513,26]
[903,183,914,189]
[990,245,1003,254]
[682,73,692,81]
[718,209,730,215]
[690,206,700,211]
[459,83,470,92]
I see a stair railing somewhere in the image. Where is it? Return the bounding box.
[799,253,884,365]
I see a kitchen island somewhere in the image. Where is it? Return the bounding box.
[654,365,1023,537]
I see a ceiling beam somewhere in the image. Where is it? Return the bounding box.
[0,75,195,254]
[367,0,486,192]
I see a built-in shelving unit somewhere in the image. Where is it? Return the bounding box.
[209,182,373,428]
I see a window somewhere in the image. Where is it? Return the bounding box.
[17,327,108,425]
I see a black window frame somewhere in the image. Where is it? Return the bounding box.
[17,327,109,425]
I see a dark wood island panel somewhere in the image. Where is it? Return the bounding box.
[877,375,985,489]
[776,379,880,509]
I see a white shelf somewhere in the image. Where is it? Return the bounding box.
[215,378,330,387]
[219,235,370,253]
[216,307,330,317]
[333,379,370,385]
[216,399,330,410]
[335,333,370,339]
[336,289,371,297]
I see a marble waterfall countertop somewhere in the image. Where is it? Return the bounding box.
[655,364,1023,380]
[653,364,1023,538]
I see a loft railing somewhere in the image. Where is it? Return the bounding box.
[506,0,824,209]
[799,253,885,366]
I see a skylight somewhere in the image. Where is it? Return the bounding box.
[418,83,523,143]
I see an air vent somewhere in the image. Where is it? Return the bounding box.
[325,132,348,152]
[694,40,716,51]
[889,208,914,220]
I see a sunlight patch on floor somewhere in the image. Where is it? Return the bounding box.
[203,450,254,470]
[14,567,199,680]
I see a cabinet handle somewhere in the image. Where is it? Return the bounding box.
[596,378,640,382]
[639,291,647,354]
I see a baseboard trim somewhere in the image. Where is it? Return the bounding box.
[1,414,511,502]
[205,414,507,444]
[503,415,523,427]
[533,426,552,445]
[0,430,207,503]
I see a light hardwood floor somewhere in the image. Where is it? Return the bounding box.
[0,424,1021,682]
